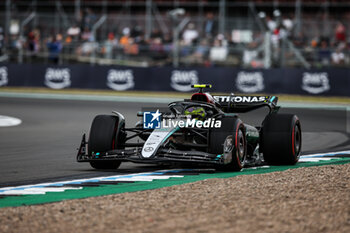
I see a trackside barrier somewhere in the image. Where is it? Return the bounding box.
[0,64,349,96]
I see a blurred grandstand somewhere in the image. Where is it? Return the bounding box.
[0,0,349,68]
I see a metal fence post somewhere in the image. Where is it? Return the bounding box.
[90,15,107,65]
[264,31,271,68]
[75,0,80,21]
[172,16,190,67]
[101,0,107,40]
[218,0,226,35]
[33,0,38,29]
[294,0,302,37]
[18,12,36,63]
[145,0,152,40]
[5,0,11,51]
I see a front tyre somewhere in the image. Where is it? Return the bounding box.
[210,117,247,171]
[88,115,122,169]
[261,114,302,165]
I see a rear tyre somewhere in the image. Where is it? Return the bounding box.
[209,117,247,171]
[88,115,122,169]
[261,114,301,165]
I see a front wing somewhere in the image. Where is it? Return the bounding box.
[76,134,226,165]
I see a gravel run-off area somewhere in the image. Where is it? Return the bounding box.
[1,163,350,233]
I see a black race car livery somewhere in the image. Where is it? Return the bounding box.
[77,84,302,171]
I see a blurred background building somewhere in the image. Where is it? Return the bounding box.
[0,0,349,68]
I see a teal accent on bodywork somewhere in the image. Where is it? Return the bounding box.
[224,113,238,117]
[245,125,259,144]
[270,96,276,103]
[161,126,180,144]
[214,154,223,161]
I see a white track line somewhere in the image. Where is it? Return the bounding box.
[1,151,349,196]
[301,150,350,158]
[299,158,333,162]
[0,170,184,195]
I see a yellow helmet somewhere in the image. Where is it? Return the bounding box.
[184,106,206,120]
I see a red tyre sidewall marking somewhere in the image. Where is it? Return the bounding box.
[235,122,242,168]
[292,116,300,161]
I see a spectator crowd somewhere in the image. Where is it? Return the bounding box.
[1,7,349,68]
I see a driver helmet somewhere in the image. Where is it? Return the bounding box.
[184,106,206,120]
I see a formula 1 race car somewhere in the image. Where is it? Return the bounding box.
[77,84,302,171]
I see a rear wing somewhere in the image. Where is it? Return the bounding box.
[213,95,279,113]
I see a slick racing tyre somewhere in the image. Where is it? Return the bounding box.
[88,115,123,169]
[261,114,301,165]
[210,117,247,171]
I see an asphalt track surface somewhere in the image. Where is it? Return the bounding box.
[0,97,349,187]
